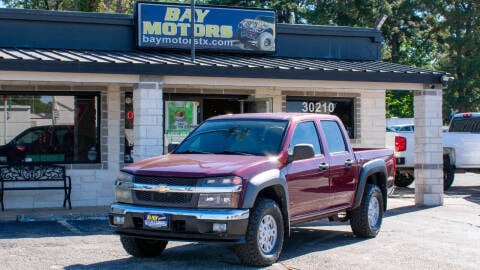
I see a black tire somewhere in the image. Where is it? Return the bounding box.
[234,198,284,266]
[349,184,384,238]
[257,32,275,51]
[443,155,455,190]
[120,236,168,257]
[394,171,415,187]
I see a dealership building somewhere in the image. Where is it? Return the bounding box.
[0,3,447,210]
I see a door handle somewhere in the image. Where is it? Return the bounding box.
[345,159,354,167]
[319,163,329,171]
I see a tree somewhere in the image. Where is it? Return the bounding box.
[386,91,414,118]
[303,1,443,118]
[436,0,480,119]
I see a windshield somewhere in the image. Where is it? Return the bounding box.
[174,119,288,156]
[449,116,480,133]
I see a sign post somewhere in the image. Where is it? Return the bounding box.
[190,0,196,62]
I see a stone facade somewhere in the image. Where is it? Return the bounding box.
[414,89,444,205]
[0,74,443,209]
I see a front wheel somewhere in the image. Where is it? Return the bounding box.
[234,198,284,266]
[120,236,168,257]
[349,184,384,238]
[257,32,275,51]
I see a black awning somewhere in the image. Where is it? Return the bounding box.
[0,48,446,84]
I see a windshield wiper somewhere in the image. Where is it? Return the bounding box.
[177,150,212,154]
[217,150,254,156]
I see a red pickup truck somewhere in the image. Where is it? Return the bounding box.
[109,113,395,266]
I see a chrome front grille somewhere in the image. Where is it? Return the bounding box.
[133,176,199,207]
[134,190,193,204]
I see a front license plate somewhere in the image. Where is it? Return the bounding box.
[143,213,169,229]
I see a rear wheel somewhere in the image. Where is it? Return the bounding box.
[234,198,284,266]
[349,184,384,237]
[120,236,168,257]
[443,155,455,190]
[394,170,414,187]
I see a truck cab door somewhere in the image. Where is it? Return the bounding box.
[285,121,330,221]
[320,120,356,208]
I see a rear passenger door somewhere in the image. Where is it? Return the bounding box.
[286,121,330,220]
[320,120,356,208]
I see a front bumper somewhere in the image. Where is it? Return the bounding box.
[109,203,250,242]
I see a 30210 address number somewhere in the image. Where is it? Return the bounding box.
[301,102,336,113]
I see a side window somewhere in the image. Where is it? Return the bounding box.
[17,129,44,145]
[290,121,322,155]
[320,120,348,153]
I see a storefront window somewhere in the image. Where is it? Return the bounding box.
[0,93,100,164]
[286,97,355,138]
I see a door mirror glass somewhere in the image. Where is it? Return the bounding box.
[290,144,315,162]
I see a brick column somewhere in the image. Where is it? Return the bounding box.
[133,79,164,161]
[360,90,385,147]
[414,89,443,206]
[106,85,120,170]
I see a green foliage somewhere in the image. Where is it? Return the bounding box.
[385,90,413,118]
[436,0,480,116]
[2,0,99,11]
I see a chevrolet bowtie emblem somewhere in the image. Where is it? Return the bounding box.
[153,185,170,193]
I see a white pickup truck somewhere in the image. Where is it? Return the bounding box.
[386,112,480,190]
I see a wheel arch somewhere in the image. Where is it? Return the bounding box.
[241,169,290,238]
[353,159,388,211]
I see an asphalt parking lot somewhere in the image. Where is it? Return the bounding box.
[0,173,478,270]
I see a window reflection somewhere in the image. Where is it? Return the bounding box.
[0,94,99,164]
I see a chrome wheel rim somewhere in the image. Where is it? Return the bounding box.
[257,214,277,254]
[368,196,380,227]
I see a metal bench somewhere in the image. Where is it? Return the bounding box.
[0,163,72,211]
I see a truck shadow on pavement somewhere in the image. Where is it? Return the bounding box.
[65,225,367,269]
[279,226,367,262]
[65,243,250,270]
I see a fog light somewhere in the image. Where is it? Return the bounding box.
[113,215,125,225]
[212,223,227,233]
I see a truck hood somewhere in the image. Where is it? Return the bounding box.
[123,154,281,179]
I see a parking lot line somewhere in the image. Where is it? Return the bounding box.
[57,220,81,234]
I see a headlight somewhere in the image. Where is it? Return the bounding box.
[116,171,134,183]
[115,171,134,204]
[197,176,243,208]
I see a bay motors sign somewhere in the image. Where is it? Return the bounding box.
[135,2,276,53]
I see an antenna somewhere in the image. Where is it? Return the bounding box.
[190,0,196,63]
[375,14,388,30]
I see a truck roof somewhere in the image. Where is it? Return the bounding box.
[208,113,340,121]
[452,112,480,119]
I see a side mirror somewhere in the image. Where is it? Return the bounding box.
[289,144,315,162]
[167,143,179,153]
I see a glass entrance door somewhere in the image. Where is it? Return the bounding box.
[240,98,273,113]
